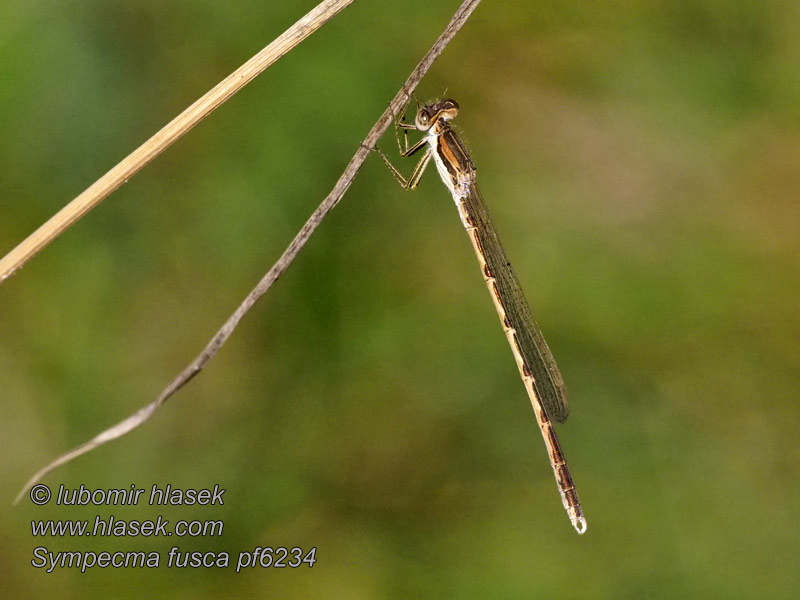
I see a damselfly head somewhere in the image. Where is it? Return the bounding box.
[437,98,459,120]
[416,98,460,131]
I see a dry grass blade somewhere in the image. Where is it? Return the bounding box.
[0,0,357,283]
[14,0,483,505]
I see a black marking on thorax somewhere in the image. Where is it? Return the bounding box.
[435,124,476,183]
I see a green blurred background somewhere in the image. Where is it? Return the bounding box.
[1,0,798,597]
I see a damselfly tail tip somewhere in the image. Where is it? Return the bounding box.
[573,515,587,535]
[568,507,587,535]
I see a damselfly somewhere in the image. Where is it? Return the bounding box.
[371,97,586,534]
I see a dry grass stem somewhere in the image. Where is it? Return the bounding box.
[15,0,483,505]
[0,0,357,282]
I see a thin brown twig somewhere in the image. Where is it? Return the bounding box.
[15,0,483,505]
[0,0,358,283]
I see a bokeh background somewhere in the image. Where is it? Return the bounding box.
[1,1,798,597]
